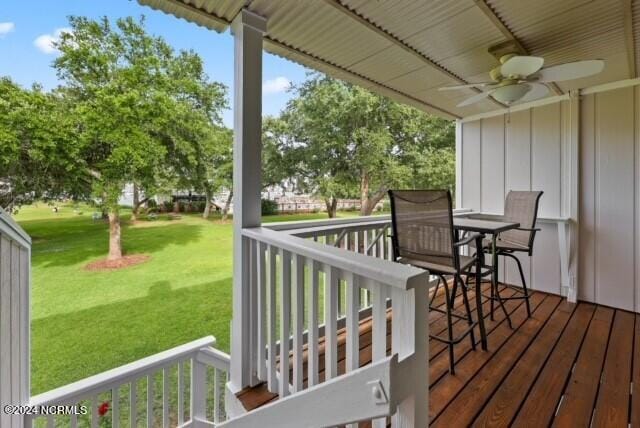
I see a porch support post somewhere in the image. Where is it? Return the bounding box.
[230,9,267,392]
[565,90,580,303]
[455,119,463,208]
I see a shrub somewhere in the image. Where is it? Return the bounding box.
[194,201,206,212]
[261,199,278,216]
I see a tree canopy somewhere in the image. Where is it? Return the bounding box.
[0,78,81,209]
[266,75,455,217]
[0,16,231,261]
[48,16,230,259]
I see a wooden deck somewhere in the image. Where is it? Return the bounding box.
[237,283,640,427]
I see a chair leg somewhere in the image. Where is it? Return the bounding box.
[457,275,476,351]
[443,279,455,375]
[490,270,495,321]
[494,280,512,329]
[449,274,458,308]
[504,252,532,318]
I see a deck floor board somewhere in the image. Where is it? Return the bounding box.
[236,285,639,427]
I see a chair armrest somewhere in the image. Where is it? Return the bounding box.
[516,227,541,232]
[454,233,484,247]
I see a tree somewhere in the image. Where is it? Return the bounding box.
[0,78,83,211]
[53,16,227,260]
[192,126,232,219]
[275,75,455,217]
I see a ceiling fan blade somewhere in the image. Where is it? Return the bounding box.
[501,56,544,78]
[457,91,491,107]
[439,82,494,91]
[535,59,605,82]
[516,83,549,104]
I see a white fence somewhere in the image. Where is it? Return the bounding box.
[239,218,430,426]
[26,337,230,428]
[0,207,31,428]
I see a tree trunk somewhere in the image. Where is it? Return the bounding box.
[131,184,140,221]
[325,197,338,218]
[359,171,387,216]
[107,207,122,261]
[359,172,370,216]
[203,189,213,219]
[362,190,387,216]
[173,199,180,213]
[222,191,233,221]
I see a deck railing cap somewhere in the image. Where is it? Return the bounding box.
[0,206,31,247]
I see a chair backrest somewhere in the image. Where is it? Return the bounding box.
[388,190,457,269]
[500,190,543,253]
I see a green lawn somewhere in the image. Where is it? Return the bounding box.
[15,202,356,394]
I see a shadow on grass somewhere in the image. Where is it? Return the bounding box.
[21,216,205,268]
[31,277,232,395]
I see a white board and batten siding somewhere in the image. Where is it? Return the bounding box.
[580,86,640,312]
[458,82,640,313]
[0,207,30,428]
[458,101,569,297]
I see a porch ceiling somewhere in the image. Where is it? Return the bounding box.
[139,0,637,119]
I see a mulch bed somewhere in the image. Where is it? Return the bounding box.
[84,254,150,271]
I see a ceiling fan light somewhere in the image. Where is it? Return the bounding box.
[491,84,530,104]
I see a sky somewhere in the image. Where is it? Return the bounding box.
[0,0,311,127]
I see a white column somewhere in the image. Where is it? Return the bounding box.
[230,9,267,392]
[566,90,580,302]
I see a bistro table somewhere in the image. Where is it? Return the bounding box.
[452,217,520,350]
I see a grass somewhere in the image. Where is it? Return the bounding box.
[14,202,360,395]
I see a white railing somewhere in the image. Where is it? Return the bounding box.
[26,337,230,428]
[241,223,430,426]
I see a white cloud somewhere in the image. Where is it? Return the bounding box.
[34,27,72,54]
[0,22,15,37]
[263,76,291,94]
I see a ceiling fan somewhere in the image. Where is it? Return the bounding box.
[439,45,605,107]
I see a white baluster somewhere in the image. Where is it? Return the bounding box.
[162,368,169,428]
[178,361,184,427]
[292,254,305,392]
[91,395,98,428]
[146,375,154,428]
[256,242,267,382]
[191,359,206,424]
[372,281,388,428]
[345,272,359,373]
[214,368,223,424]
[112,387,119,428]
[324,266,338,380]
[70,411,77,428]
[130,380,137,427]
[267,245,278,392]
[307,259,319,387]
[279,248,292,398]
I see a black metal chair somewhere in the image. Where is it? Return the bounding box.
[472,191,543,321]
[388,189,483,374]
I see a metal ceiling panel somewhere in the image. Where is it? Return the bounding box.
[339,0,474,45]
[402,6,504,64]
[251,0,393,68]
[139,0,633,118]
[138,0,237,32]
